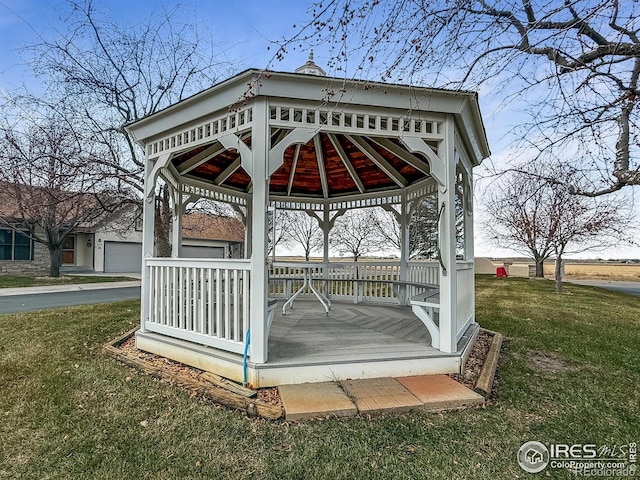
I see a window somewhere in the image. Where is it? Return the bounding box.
[62,235,75,265]
[0,228,33,261]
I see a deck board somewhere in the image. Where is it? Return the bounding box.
[267,299,442,365]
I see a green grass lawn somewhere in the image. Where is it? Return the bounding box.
[0,274,137,288]
[0,277,638,479]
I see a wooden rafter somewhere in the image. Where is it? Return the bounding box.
[368,137,431,175]
[214,158,242,185]
[327,134,365,193]
[287,144,302,196]
[346,135,408,188]
[314,134,329,198]
[177,144,226,175]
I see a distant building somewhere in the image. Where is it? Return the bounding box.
[1,183,244,274]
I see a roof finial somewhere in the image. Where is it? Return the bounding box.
[295,49,326,76]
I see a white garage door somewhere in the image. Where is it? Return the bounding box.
[180,245,225,259]
[104,241,142,273]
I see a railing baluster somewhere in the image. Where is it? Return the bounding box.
[216,268,223,337]
[199,267,205,334]
[233,269,240,342]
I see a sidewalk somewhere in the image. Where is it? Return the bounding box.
[0,280,141,297]
[278,374,485,420]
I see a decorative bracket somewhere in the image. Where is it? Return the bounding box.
[220,134,253,177]
[400,137,446,190]
[268,127,315,176]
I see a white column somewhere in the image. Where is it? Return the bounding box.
[140,155,157,333]
[399,195,410,284]
[245,202,253,259]
[250,98,270,363]
[464,170,475,323]
[171,182,182,258]
[463,173,474,262]
[323,206,330,273]
[438,116,458,353]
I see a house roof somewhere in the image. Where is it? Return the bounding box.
[181,213,244,243]
[0,181,119,228]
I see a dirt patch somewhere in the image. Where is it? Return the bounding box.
[528,352,576,373]
[112,329,501,415]
[449,330,500,403]
[118,337,282,407]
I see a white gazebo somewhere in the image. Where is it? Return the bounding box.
[126,64,490,387]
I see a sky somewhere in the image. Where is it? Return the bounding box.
[1,0,639,260]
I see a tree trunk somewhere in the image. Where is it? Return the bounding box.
[155,186,172,257]
[554,254,563,294]
[48,244,63,278]
[534,257,545,278]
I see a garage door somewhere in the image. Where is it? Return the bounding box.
[180,245,225,259]
[104,241,142,273]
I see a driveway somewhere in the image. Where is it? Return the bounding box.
[0,284,141,314]
[566,279,640,297]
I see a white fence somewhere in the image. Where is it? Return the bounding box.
[142,258,475,355]
[456,262,474,339]
[269,261,440,303]
[145,258,250,354]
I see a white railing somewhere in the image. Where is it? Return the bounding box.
[145,258,250,355]
[456,262,474,339]
[142,257,475,355]
[269,261,441,303]
[407,261,440,297]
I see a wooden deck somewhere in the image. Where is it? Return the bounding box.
[136,298,479,387]
[268,299,440,365]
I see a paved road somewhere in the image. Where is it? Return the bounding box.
[567,280,640,297]
[0,286,141,314]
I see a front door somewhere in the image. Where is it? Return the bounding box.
[62,235,76,265]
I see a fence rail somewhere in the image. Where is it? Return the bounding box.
[456,262,474,339]
[145,258,250,354]
[269,261,441,303]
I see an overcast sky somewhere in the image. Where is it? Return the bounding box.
[1,0,638,260]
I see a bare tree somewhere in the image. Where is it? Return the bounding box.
[284,1,640,196]
[330,209,382,261]
[486,166,631,286]
[372,194,464,260]
[281,211,322,261]
[268,208,292,258]
[0,102,127,277]
[26,0,230,255]
[548,189,628,293]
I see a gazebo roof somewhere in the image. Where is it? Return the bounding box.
[127,69,490,207]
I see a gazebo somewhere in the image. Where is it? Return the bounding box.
[126,60,490,387]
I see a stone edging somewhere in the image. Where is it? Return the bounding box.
[474,328,503,398]
[103,328,283,420]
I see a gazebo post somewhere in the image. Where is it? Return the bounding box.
[171,181,182,258]
[399,193,410,288]
[249,98,270,363]
[140,155,159,333]
[437,116,459,353]
[322,206,330,276]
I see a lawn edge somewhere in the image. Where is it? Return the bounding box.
[103,329,283,420]
[474,330,503,398]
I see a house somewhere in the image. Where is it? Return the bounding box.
[125,60,490,387]
[90,212,244,274]
[0,183,244,274]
